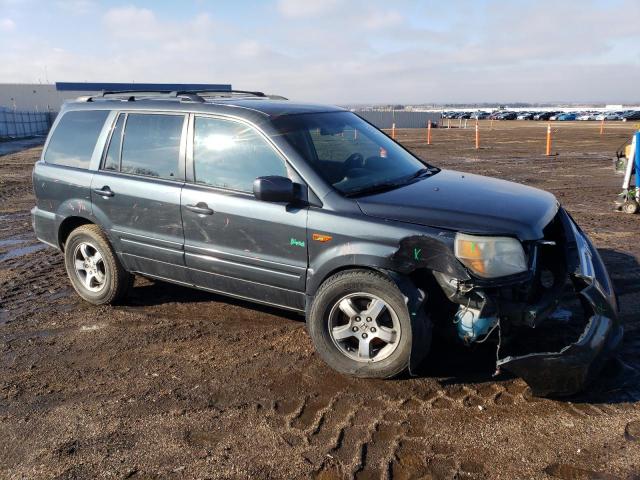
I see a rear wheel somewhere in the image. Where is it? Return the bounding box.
[64,224,131,305]
[307,270,413,378]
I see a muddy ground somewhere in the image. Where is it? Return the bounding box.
[1,121,640,479]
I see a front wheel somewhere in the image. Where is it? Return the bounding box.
[307,270,414,378]
[623,200,639,214]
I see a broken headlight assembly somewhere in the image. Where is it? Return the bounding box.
[454,233,527,278]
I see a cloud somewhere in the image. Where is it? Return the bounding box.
[103,6,161,40]
[276,0,341,18]
[0,17,15,31]
[0,1,639,104]
[55,0,95,15]
[362,10,404,30]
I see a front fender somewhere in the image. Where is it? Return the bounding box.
[306,240,398,296]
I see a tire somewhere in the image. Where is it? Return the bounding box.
[63,224,131,305]
[623,200,639,214]
[307,269,413,378]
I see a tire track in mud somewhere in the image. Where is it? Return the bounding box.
[269,385,494,477]
[0,180,33,204]
[0,210,73,323]
[266,377,636,480]
[0,250,71,321]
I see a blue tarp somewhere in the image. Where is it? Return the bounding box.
[55,82,232,92]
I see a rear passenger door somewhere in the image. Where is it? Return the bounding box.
[91,112,189,282]
[181,115,308,310]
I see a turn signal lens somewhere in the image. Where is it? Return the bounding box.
[312,233,332,242]
[454,233,527,278]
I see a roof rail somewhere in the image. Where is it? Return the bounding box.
[191,90,288,100]
[80,89,286,103]
[81,90,174,102]
[199,90,289,100]
[185,89,267,98]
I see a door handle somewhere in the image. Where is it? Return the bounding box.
[185,203,214,215]
[93,186,114,197]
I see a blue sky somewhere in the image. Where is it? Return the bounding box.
[1,0,639,103]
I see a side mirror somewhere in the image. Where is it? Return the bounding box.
[253,176,294,203]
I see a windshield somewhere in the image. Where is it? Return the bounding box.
[273,111,433,196]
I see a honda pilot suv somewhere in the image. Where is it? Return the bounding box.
[32,90,622,396]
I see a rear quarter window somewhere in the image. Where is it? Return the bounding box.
[44,110,109,168]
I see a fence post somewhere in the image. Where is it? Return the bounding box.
[391,122,396,139]
[546,123,552,156]
[475,121,479,150]
[427,121,432,145]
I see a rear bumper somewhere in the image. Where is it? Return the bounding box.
[31,206,59,249]
[497,211,622,396]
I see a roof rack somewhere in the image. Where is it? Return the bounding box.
[189,89,267,98]
[80,89,286,103]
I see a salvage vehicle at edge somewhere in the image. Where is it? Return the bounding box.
[31,89,622,396]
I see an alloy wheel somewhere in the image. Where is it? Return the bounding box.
[328,292,401,362]
[73,242,107,292]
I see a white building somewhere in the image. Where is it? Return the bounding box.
[0,83,87,111]
[0,82,233,111]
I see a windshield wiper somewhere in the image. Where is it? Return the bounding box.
[408,167,431,179]
[343,167,437,198]
[343,179,411,197]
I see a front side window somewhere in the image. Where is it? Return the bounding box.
[193,116,288,192]
[44,110,109,168]
[273,111,432,196]
[120,114,184,179]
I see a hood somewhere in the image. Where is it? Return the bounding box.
[356,169,559,240]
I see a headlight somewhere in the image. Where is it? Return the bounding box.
[454,233,527,278]
[569,221,595,281]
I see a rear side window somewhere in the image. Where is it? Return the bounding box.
[44,110,109,168]
[193,116,287,192]
[120,114,184,180]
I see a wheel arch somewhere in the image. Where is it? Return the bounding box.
[57,216,94,251]
[323,264,386,281]
[307,263,389,298]
[306,263,431,319]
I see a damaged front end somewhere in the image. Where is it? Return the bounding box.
[431,209,623,397]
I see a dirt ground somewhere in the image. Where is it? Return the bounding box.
[1,121,640,479]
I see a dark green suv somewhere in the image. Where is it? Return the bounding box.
[32,90,621,396]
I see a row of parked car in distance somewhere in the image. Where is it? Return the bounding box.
[442,110,640,121]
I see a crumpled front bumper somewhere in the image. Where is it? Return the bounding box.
[496,210,623,397]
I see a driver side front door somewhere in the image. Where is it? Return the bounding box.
[180,114,308,311]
